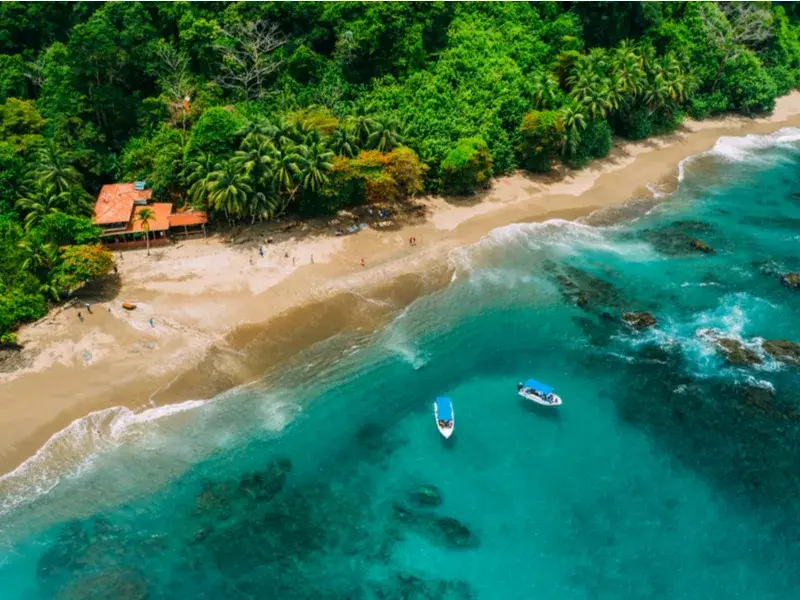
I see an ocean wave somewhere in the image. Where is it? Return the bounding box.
[0,399,208,521]
[451,218,655,283]
[679,127,800,181]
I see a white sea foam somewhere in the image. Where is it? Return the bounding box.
[679,127,800,181]
[0,399,208,520]
[745,376,775,392]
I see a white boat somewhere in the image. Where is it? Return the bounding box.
[518,378,562,406]
[434,396,454,439]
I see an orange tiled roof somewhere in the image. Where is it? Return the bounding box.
[93,184,152,225]
[118,203,173,233]
[169,211,208,227]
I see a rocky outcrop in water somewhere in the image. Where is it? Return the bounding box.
[622,312,657,330]
[761,340,800,364]
[697,329,762,366]
[716,338,762,365]
[781,272,800,289]
[690,239,715,254]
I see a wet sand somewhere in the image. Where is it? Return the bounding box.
[2,92,799,476]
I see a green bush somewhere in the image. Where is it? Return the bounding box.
[767,66,795,97]
[0,289,47,334]
[688,92,729,120]
[721,51,777,116]
[519,110,564,172]
[615,106,653,140]
[440,137,494,195]
[185,106,247,159]
[121,125,184,200]
[651,108,684,135]
[566,119,613,168]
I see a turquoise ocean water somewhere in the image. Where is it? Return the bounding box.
[1,128,799,599]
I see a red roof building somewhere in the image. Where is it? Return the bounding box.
[168,211,208,228]
[93,183,152,230]
[92,182,207,247]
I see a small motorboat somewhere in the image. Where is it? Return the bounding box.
[518,378,562,406]
[434,396,454,439]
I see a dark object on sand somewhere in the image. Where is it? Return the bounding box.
[122,303,137,310]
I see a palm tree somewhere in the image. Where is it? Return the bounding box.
[271,116,299,151]
[570,75,612,120]
[238,117,277,139]
[248,191,278,223]
[330,124,359,157]
[18,238,56,275]
[298,141,334,192]
[611,41,645,99]
[33,142,85,198]
[352,105,378,146]
[184,152,216,208]
[136,207,156,256]
[367,117,405,152]
[206,161,252,222]
[39,279,62,303]
[269,144,302,195]
[560,103,588,156]
[645,55,689,116]
[552,47,581,88]
[16,182,67,231]
[531,72,561,110]
[234,134,274,189]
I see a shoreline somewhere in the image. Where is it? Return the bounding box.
[2,92,799,478]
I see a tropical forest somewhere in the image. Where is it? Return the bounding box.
[1,1,799,341]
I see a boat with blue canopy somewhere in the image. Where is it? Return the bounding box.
[518,378,562,406]
[434,396,454,438]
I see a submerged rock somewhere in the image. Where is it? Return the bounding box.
[781,272,800,289]
[436,516,479,548]
[689,239,715,254]
[555,266,624,311]
[392,503,478,549]
[671,220,714,233]
[416,485,443,507]
[622,312,657,330]
[762,340,800,364]
[56,567,148,600]
[376,572,474,600]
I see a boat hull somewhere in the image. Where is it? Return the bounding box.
[519,390,562,406]
[434,401,455,438]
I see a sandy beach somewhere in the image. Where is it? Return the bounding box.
[2,91,799,477]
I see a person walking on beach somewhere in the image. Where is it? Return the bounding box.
[77,311,83,322]
[292,257,296,266]
[85,302,92,314]
[249,256,254,265]
[149,318,154,327]
[259,247,264,257]
[310,254,314,264]
[360,258,365,267]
